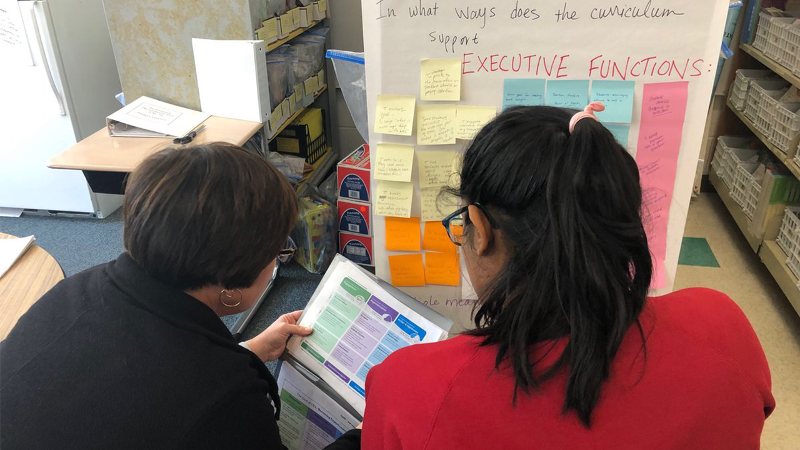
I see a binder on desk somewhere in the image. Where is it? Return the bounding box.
[192,38,270,123]
[106,96,210,138]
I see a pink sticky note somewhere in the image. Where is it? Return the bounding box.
[651,260,667,290]
[636,81,688,270]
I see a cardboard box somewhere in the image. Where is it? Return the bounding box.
[338,200,371,235]
[340,232,373,266]
[337,145,370,202]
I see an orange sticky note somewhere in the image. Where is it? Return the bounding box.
[385,217,421,251]
[388,254,426,287]
[422,221,458,254]
[425,251,460,286]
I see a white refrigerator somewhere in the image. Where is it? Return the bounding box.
[0,0,122,217]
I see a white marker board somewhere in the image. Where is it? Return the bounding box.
[361,0,729,331]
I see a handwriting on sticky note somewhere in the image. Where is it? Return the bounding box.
[456,106,496,140]
[423,221,457,254]
[591,80,635,123]
[374,94,416,136]
[375,143,415,182]
[421,187,458,222]
[389,254,426,286]
[385,217,421,252]
[375,180,413,218]
[503,79,546,109]
[425,252,460,286]
[418,151,458,188]
[421,58,462,101]
[546,80,590,109]
[417,104,456,146]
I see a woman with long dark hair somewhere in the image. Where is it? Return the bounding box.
[353,105,774,449]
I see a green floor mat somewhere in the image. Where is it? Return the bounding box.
[678,237,720,268]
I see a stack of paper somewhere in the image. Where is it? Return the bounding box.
[106,96,210,138]
[0,235,36,280]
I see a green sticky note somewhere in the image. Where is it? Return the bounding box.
[591,80,635,123]
[546,80,590,109]
[317,306,352,338]
[678,237,720,268]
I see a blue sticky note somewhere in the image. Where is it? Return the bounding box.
[605,124,630,148]
[545,80,590,110]
[502,79,545,110]
[591,80,635,123]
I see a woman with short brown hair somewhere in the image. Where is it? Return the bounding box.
[1,143,313,449]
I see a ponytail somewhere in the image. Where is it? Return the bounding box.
[456,106,651,426]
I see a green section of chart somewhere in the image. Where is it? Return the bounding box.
[307,324,339,353]
[317,306,352,338]
[280,389,308,416]
[301,341,326,364]
[329,293,362,321]
[340,277,371,302]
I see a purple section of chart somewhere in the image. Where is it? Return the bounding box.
[355,312,389,341]
[324,361,351,384]
[341,324,380,358]
[331,342,366,374]
[307,409,338,439]
[367,296,399,322]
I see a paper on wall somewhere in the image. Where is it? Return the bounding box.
[374,143,415,182]
[417,151,458,188]
[375,180,414,218]
[420,58,462,101]
[389,254,426,286]
[416,104,457,145]
[374,94,416,136]
[456,106,497,140]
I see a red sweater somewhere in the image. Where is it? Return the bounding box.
[361,288,774,450]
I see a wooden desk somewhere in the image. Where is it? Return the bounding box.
[0,233,65,340]
[47,116,264,194]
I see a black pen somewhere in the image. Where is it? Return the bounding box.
[173,125,206,144]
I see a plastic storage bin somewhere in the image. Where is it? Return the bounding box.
[778,206,800,260]
[771,102,800,154]
[326,50,367,143]
[732,162,760,209]
[715,136,755,187]
[745,79,789,122]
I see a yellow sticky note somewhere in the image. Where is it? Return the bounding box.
[423,221,458,254]
[420,58,462,101]
[375,94,416,136]
[456,106,496,140]
[264,18,278,40]
[376,180,413,218]
[417,151,457,188]
[385,217,421,251]
[292,8,301,27]
[389,254,426,286]
[304,76,318,95]
[375,143,415,182]
[425,252,460,286]
[421,187,457,223]
[417,104,456,146]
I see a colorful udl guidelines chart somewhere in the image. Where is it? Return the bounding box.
[279,255,453,450]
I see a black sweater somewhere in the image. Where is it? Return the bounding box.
[1,253,287,449]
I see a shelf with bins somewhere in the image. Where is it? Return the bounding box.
[268,84,328,142]
[266,19,325,53]
[725,100,800,179]
[741,44,800,89]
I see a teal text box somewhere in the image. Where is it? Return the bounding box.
[502,79,545,110]
[306,323,340,354]
[546,80,589,109]
[605,124,630,148]
[591,80,635,123]
[329,293,362,321]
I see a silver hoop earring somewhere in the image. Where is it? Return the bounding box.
[219,289,242,308]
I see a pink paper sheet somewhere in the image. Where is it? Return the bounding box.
[635,81,689,290]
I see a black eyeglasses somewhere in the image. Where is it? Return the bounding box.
[441,202,499,246]
[277,237,297,263]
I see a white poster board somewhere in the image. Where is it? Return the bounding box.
[361,0,729,331]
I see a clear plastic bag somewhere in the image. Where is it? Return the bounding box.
[266,56,289,106]
[267,0,287,17]
[326,50,368,142]
[290,185,337,274]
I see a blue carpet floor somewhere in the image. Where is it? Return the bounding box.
[0,212,322,366]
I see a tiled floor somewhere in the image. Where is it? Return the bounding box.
[676,193,800,449]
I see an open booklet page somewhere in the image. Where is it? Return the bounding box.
[286,256,450,415]
[276,363,360,450]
